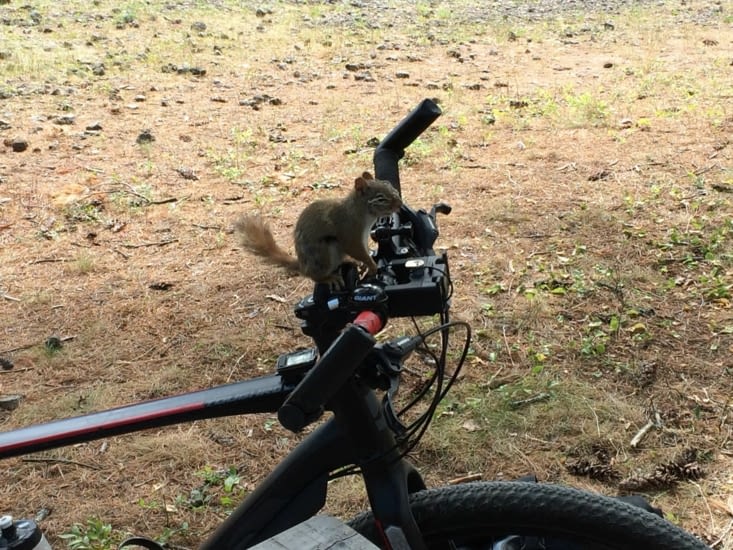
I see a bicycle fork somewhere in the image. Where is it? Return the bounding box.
[331,382,429,550]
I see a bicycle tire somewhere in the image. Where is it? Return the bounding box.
[348,481,710,550]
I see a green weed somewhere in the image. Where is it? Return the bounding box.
[60,518,115,550]
[181,465,245,510]
[564,90,610,127]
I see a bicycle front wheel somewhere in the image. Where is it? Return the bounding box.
[348,481,709,550]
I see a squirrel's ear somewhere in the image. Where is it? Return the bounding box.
[361,171,373,181]
[354,175,368,191]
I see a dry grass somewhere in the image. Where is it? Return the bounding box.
[1,0,732,547]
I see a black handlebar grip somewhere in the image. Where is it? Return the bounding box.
[373,98,442,194]
[278,325,376,432]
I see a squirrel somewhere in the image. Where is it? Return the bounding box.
[234,172,402,284]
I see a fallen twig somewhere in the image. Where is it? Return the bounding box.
[509,392,551,410]
[630,420,656,448]
[149,196,185,205]
[112,247,130,259]
[630,410,662,448]
[121,239,178,248]
[28,257,69,265]
[0,367,33,375]
[22,456,101,470]
[448,473,483,485]
[114,183,188,205]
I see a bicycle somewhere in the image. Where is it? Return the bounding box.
[0,99,710,550]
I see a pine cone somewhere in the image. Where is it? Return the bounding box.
[566,458,620,482]
[619,448,705,492]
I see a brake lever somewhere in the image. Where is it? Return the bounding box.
[379,335,426,440]
[430,201,452,219]
[359,337,423,440]
[382,334,424,360]
[358,335,423,390]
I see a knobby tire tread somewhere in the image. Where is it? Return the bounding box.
[348,481,709,550]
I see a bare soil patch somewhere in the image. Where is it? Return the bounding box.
[1,1,732,548]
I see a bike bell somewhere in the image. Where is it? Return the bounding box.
[0,515,52,550]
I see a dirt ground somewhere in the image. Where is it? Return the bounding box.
[1,0,732,548]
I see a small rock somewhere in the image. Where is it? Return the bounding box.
[136,130,155,144]
[619,118,633,129]
[134,94,146,102]
[149,282,174,291]
[395,71,410,79]
[354,72,375,82]
[239,94,281,109]
[9,138,28,152]
[0,395,22,411]
[161,63,206,76]
[86,121,102,131]
[588,169,611,182]
[53,115,75,125]
[191,21,207,32]
[91,62,105,76]
[0,357,13,370]
[0,119,11,130]
[268,131,288,143]
[603,62,613,68]
[176,167,198,180]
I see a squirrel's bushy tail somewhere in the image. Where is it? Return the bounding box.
[234,215,300,273]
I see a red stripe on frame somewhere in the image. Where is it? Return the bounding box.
[1,401,205,453]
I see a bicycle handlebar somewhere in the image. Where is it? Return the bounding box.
[373,98,442,194]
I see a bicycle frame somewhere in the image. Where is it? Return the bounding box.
[0,366,427,549]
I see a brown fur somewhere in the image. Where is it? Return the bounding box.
[235,172,401,284]
[234,215,300,272]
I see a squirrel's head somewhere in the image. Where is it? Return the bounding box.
[354,172,402,215]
